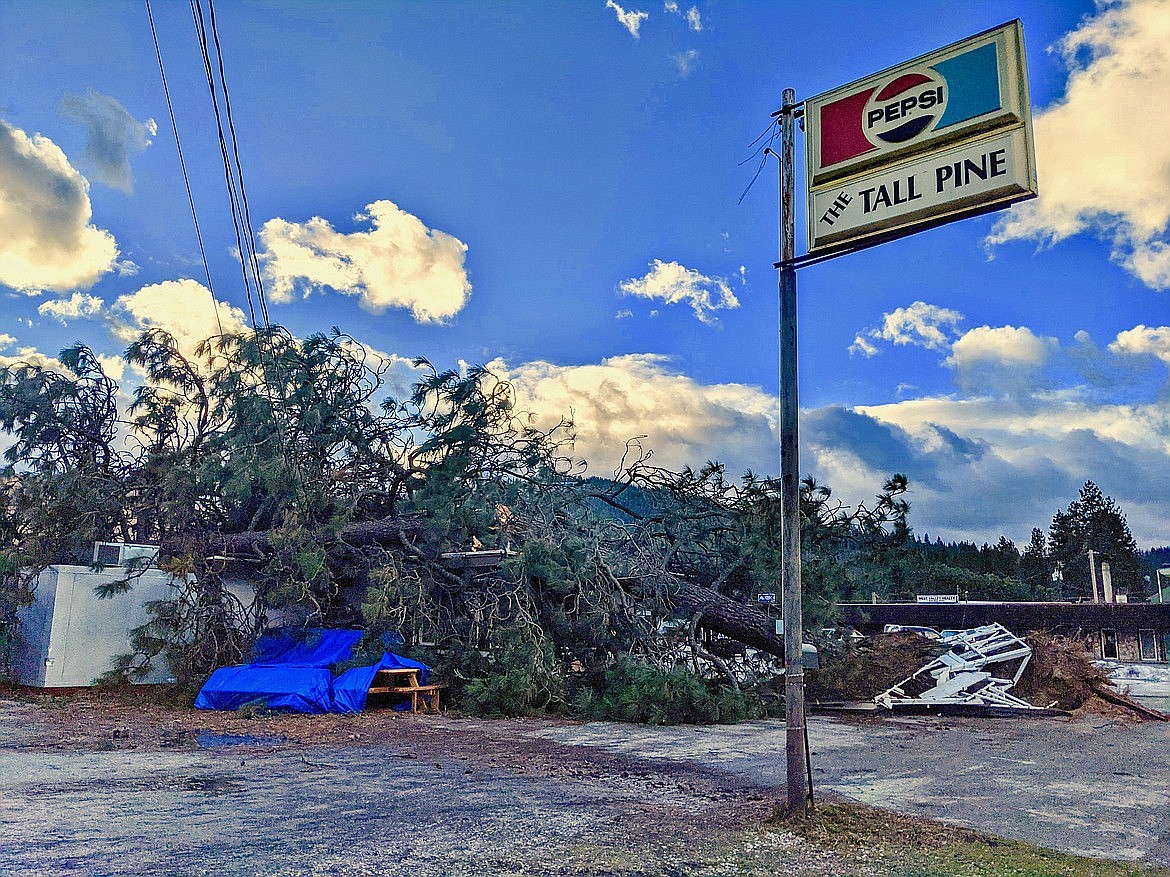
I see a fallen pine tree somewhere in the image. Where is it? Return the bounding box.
[0,326,918,708]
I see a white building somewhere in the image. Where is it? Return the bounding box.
[12,544,180,687]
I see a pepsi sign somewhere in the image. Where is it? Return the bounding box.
[804,20,1036,255]
[807,21,1029,187]
[862,69,947,146]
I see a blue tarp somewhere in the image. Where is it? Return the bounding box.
[250,627,364,667]
[195,628,429,714]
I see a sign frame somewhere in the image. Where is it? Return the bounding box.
[804,19,1036,256]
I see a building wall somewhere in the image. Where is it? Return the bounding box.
[13,567,60,686]
[1077,628,1168,663]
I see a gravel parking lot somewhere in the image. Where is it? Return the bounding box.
[534,712,1170,864]
[2,696,1168,875]
[0,699,806,877]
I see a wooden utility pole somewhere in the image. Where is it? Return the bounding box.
[777,86,810,816]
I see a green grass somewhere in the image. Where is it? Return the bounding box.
[778,802,1170,877]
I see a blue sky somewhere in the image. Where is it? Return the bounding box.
[2,0,1168,547]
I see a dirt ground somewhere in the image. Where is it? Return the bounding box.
[3,691,1170,875]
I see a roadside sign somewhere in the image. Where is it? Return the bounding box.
[757,592,777,604]
[805,20,1036,255]
[810,128,1032,252]
[916,594,960,604]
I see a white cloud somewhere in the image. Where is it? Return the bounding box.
[815,316,1170,545]
[986,0,1170,290]
[849,336,879,357]
[258,200,471,323]
[58,88,155,193]
[490,353,776,477]
[112,279,250,358]
[0,334,59,371]
[618,259,739,324]
[37,292,105,324]
[615,309,634,320]
[487,344,1168,546]
[606,0,649,38]
[849,394,1170,546]
[96,354,126,383]
[0,119,119,292]
[854,303,1168,399]
[672,49,700,77]
[1110,324,1170,366]
[663,1,701,31]
[850,300,964,355]
[946,324,1055,367]
[945,325,1060,397]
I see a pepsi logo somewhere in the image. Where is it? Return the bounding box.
[862,67,948,147]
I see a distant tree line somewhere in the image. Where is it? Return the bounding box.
[891,481,1151,604]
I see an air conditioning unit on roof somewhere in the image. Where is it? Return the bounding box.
[92,542,159,567]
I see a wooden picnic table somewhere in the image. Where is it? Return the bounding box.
[367,667,445,713]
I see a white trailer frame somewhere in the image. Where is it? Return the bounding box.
[875,623,1041,710]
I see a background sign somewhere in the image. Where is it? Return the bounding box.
[805,20,1036,255]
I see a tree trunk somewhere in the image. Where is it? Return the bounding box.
[671,580,784,659]
[210,515,429,559]
[203,517,785,660]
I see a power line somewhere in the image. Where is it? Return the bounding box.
[145,0,224,336]
[206,0,271,327]
[738,122,780,205]
[190,0,262,332]
[184,0,314,535]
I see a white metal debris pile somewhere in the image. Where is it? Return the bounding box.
[874,623,1043,711]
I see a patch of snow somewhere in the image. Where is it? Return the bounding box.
[1097,661,1170,684]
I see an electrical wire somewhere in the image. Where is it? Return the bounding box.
[206,0,271,327]
[145,0,224,336]
[190,0,264,331]
[186,0,315,533]
[743,117,780,158]
[738,123,780,205]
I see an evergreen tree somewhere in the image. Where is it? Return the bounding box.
[1047,481,1142,601]
[984,536,1020,578]
[1019,527,1053,599]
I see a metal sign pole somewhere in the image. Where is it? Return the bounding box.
[767,19,1036,821]
[778,86,810,816]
